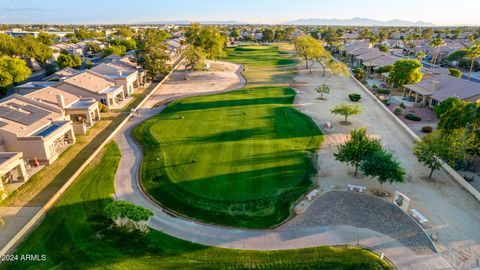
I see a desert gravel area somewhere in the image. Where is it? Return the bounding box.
[142,60,244,108]
[293,62,480,270]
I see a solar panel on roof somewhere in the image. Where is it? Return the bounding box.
[0,104,52,125]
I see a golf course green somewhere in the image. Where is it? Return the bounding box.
[2,142,392,270]
[132,45,323,228]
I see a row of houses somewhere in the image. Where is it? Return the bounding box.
[342,40,480,108]
[344,41,400,72]
[0,55,146,200]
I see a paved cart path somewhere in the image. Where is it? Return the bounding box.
[114,60,453,270]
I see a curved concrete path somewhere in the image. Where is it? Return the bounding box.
[114,61,452,270]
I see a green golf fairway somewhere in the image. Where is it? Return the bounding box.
[133,45,323,228]
[1,142,392,270]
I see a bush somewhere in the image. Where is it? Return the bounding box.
[375,65,393,74]
[421,126,433,133]
[376,88,391,95]
[348,93,361,102]
[353,67,366,81]
[383,99,391,106]
[399,102,406,109]
[449,68,462,78]
[405,114,422,121]
[393,107,403,115]
[98,102,109,113]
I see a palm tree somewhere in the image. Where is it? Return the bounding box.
[466,44,480,81]
[430,38,445,68]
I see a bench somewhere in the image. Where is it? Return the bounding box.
[410,209,428,224]
[347,184,366,193]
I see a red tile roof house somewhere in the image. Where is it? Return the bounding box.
[403,73,480,108]
[54,70,125,109]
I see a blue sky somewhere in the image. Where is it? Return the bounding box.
[0,0,479,25]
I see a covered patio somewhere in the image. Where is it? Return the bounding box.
[403,84,434,107]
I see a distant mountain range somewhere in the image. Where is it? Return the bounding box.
[283,17,434,26]
[136,20,248,25]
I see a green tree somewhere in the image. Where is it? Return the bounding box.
[110,39,137,51]
[0,56,31,84]
[105,200,153,233]
[416,51,426,62]
[449,68,462,78]
[334,128,382,176]
[185,23,227,60]
[37,32,58,45]
[136,28,171,79]
[229,28,240,39]
[295,35,320,71]
[378,44,390,53]
[311,42,332,77]
[57,53,82,69]
[262,28,275,42]
[315,85,330,100]
[0,56,31,95]
[413,130,459,179]
[323,61,350,85]
[114,27,135,38]
[434,98,478,130]
[103,45,126,57]
[421,28,434,40]
[360,149,405,187]
[183,45,206,80]
[330,103,362,124]
[388,59,423,87]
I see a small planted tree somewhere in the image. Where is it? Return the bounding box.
[315,85,330,100]
[413,130,458,179]
[330,103,362,124]
[334,128,382,176]
[105,201,153,233]
[360,149,405,190]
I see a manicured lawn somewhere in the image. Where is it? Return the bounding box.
[2,141,392,270]
[133,45,323,228]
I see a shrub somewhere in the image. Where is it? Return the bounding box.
[383,99,391,106]
[405,114,422,121]
[353,67,366,81]
[375,65,393,74]
[449,68,462,78]
[98,102,109,113]
[421,126,433,133]
[348,93,362,102]
[376,88,391,95]
[393,107,403,115]
[399,102,406,109]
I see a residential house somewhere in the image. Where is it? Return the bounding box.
[90,61,140,96]
[0,94,75,164]
[54,70,125,108]
[403,73,480,107]
[43,67,82,82]
[0,152,29,200]
[24,87,100,135]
